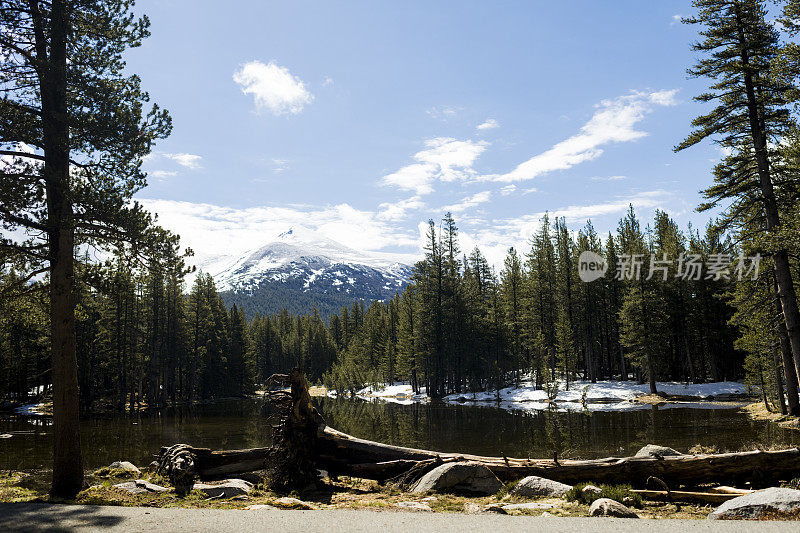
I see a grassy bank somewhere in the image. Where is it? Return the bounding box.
[741,402,800,430]
[0,469,715,519]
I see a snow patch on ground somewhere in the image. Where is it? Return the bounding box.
[330,379,749,412]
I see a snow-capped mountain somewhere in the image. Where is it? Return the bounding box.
[204,226,415,317]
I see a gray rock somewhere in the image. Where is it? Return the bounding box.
[272,497,317,510]
[113,479,170,494]
[395,501,433,512]
[708,487,800,520]
[581,484,602,495]
[109,461,141,475]
[411,462,503,495]
[193,479,253,499]
[510,476,572,497]
[634,445,683,458]
[588,498,639,518]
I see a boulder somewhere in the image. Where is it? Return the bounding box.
[411,462,503,495]
[395,501,433,512]
[96,461,141,478]
[634,445,682,458]
[245,504,278,510]
[510,476,572,497]
[109,461,140,474]
[272,497,317,510]
[708,487,800,520]
[581,484,602,495]
[113,479,170,494]
[193,479,253,499]
[588,498,639,518]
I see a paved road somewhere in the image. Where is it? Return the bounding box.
[0,503,797,532]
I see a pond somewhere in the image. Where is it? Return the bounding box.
[1,397,798,471]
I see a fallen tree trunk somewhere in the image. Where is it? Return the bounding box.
[314,425,800,486]
[155,368,800,492]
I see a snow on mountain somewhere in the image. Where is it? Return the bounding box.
[206,226,415,304]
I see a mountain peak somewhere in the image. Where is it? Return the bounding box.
[208,226,414,301]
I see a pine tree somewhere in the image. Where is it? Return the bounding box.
[0,0,171,496]
[677,0,800,387]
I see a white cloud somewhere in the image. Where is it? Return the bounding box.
[149,170,178,179]
[271,158,290,173]
[476,118,499,131]
[447,190,676,269]
[487,90,678,183]
[590,175,627,181]
[322,76,334,87]
[670,14,682,26]
[233,60,314,115]
[500,185,516,196]
[443,191,492,213]
[163,153,203,169]
[377,196,425,221]
[547,190,670,222]
[381,137,488,195]
[426,105,463,120]
[139,198,419,268]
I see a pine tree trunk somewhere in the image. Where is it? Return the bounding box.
[775,276,800,415]
[771,332,787,415]
[737,12,800,393]
[44,0,84,499]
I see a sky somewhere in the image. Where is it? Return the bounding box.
[129,0,726,269]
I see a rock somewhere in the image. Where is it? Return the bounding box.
[193,479,253,499]
[395,501,433,512]
[581,484,602,495]
[113,479,170,494]
[245,504,278,510]
[109,461,140,474]
[411,462,503,495]
[272,497,317,510]
[420,496,436,502]
[634,445,683,458]
[510,476,572,497]
[96,461,141,478]
[588,498,639,518]
[481,504,508,514]
[708,487,800,520]
[463,502,482,514]
[502,502,555,511]
[463,502,507,514]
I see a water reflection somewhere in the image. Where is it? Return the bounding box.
[1,398,797,471]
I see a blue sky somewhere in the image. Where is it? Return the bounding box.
[131,0,724,267]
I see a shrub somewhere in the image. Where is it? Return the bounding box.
[564,483,642,508]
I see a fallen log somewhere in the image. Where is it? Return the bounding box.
[155,368,800,492]
[155,444,270,495]
[314,426,800,486]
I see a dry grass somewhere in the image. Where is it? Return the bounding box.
[0,469,722,519]
[742,402,800,429]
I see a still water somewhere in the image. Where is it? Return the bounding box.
[1,397,798,471]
